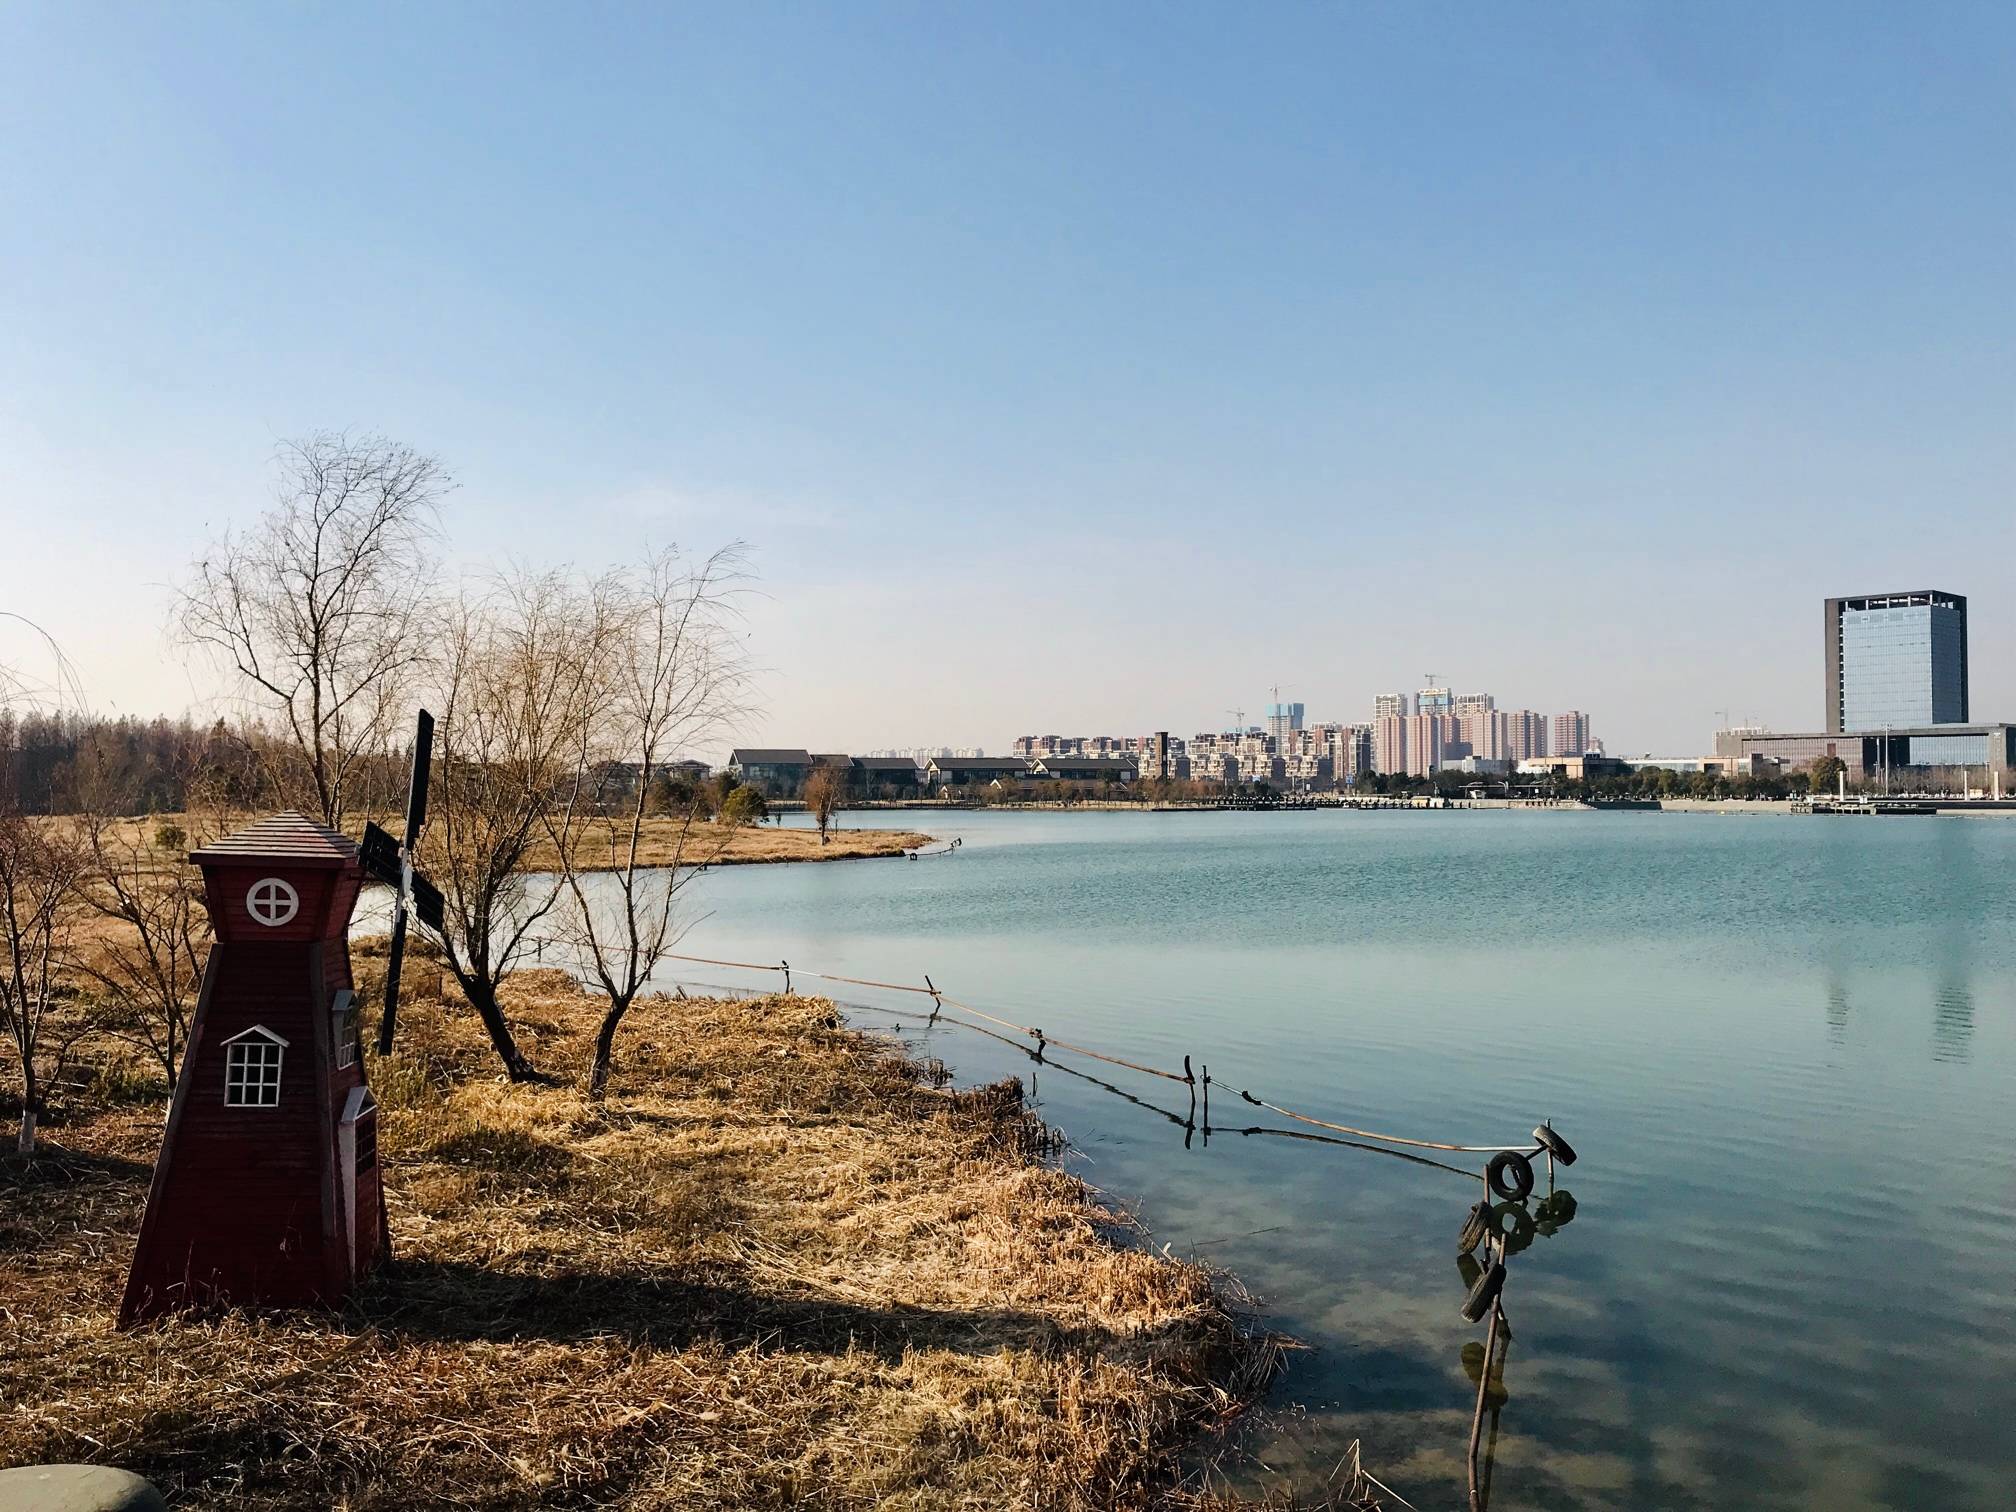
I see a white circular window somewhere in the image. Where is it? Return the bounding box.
[247,877,300,927]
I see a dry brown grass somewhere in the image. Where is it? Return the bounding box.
[525,816,935,871]
[0,955,1297,1510]
[58,812,935,874]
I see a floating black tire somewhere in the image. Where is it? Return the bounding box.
[1458,1200,1493,1256]
[1487,1150,1535,1202]
[1457,1253,1483,1291]
[1532,1124,1578,1167]
[1460,1260,1506,1322]
[1492,1200,1537,1255]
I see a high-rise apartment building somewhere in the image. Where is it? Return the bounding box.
[1373,693,1409,722]
[1335,723,1373,784]
[1417,685,1453,719]
[1368,696,1562,775]
[1404,713,1448,776]
[1265,701,1306,745]
[1373,715,1408,776]
[1456,707,1496,760]
[1501,710,1549,762]
[1824,590,1968,733]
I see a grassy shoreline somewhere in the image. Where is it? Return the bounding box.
[1,956,1292,1509]
[525,815,936,870]
[60,812,937,872]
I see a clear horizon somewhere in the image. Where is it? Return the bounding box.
[4,4,2011,758]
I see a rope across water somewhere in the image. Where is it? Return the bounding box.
[636,946,1539,1155]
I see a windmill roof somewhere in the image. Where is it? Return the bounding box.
[190,811,360,869]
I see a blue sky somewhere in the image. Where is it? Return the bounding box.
[2,3,2010,755]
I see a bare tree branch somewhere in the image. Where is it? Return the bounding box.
[173,432,450,829]
[545,544,754,1097]
[0,810,83,1154]
[63,745,230,1093]
[424,567,633,1081]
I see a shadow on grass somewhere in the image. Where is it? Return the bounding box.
[0,1143,153,1255]
[0,1143,155,1190]
[365,1256,1187,1363]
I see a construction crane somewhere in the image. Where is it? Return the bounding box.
[1226,708,1245,733]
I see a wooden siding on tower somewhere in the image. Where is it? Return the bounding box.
[122,814,379,1324]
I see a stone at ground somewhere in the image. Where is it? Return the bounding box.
[0,1467,165,1512]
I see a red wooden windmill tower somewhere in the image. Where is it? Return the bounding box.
[122,715,442,1324]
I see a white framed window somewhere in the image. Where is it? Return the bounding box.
[222,1025,288,1107]
[331,990,359,1069]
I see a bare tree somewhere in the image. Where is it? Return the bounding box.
[65,748,226,1092]
[549,546,751,1098]
[175,432,449,830]
[425,570,617,1081]
[0,614,90,1153]
[0,612,84,717]
[0,812,83,1154]
[802,763,845,846]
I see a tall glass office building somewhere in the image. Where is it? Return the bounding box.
[1825,591,1968,733]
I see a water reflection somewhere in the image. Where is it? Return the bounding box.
[1462,1317,1512,1507]
[1458,1185,1577,1508]
[1932,979,1973,1063]
[1930,824,1977,1064]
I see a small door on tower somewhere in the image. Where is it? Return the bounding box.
[338,1086,382,1279]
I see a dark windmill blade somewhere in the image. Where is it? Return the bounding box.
[403,708,434,847]
[410,873,446,933]
[377,709,440,1057]
[359,822,402,888]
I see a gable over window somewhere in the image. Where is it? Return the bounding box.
[222,1025,288,1108]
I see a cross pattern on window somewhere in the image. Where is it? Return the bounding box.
[246,877,299,927]
[225,1035,284,1107]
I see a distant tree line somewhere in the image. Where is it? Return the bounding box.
[0,711,402,818]
[1556,769,1800,802]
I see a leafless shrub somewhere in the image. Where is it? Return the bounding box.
[803,762,845,846]
[0,812,85,1154]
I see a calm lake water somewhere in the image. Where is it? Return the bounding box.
[638,809,2013,1510]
